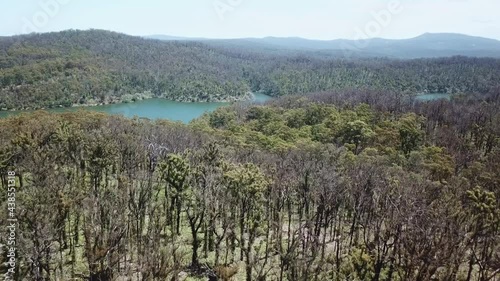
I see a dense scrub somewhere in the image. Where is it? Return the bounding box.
[1,30,500,110]
[0,89,498,280]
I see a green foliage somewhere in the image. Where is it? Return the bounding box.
[466,187,499,229]
[409,146,454,182]
[341,248,376,280]
[161,153,191,194]
[304,104,334,126]
[224,163,268,200]
[339,120,375,154]
[399,113,424,155]
[209,109,237,129]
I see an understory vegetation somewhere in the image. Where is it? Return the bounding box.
[0,89,498,280]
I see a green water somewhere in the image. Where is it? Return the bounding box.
[415,93,452,101]
[0,93,453,122]
[0,93,272,123]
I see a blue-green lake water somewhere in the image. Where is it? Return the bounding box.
[415,93,452,101]
[0,93,453,122]
[0,93,272,123]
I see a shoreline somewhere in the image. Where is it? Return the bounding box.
[0,92,256,113]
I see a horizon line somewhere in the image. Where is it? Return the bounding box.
[2,28,500,42]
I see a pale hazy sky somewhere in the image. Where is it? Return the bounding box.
[1,0,499,40]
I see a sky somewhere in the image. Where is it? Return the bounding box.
[0,0,499,40]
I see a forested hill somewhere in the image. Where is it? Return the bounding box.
[0,29,253,110]
[2,29,500,110]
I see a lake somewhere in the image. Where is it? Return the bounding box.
[0,93,272,123]
[415,93,452,101]
[0,93,453,122]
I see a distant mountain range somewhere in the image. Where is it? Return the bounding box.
[146,33,500,58]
